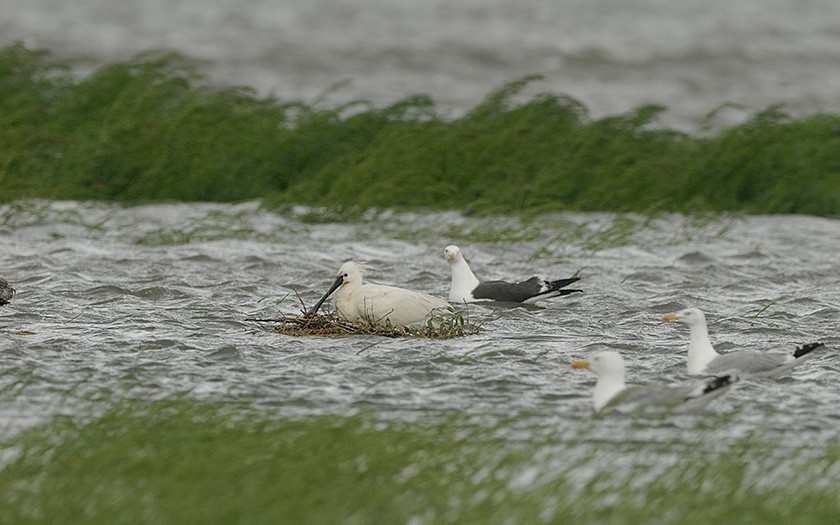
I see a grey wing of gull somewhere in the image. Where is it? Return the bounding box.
[705,350,792,375]
[472,277,543,303]
[606,384,681,410]
[605,377,733,413]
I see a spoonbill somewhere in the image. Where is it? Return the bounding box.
[309,261,453,328]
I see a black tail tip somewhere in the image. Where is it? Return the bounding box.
[559,288,584,296]
[704,373,736,394]
[794,342,825,359]
[549,277,582,289]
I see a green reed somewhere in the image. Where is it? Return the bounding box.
[2,43,839,218]
[0,398,838,524]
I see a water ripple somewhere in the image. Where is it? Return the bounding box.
[1,202,839,450]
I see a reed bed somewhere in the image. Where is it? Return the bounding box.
[4,43,840,217]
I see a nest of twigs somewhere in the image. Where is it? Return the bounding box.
[248,292,480,338]
[256,312,479,338]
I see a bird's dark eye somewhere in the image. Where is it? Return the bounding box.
[343,273,349,278]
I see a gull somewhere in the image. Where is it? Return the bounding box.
[308,261,453,328]
[662,307,825,377]
[443,245,581,304]
[571,351,737,413]
[0,278,14,306]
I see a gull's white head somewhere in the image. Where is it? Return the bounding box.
[662,307,706,327]
[571,351,627,411]
[444,245,462,263]
[662,306,719,374]
[571,351,625,379]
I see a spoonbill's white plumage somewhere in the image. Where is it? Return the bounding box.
[0,278,14,306]
[662,307,825,377]
[571,351,737,413]
[443,245,581,304]
[309,261,453,328]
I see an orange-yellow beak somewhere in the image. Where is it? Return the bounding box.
[570,360,589,369]
[661,312,679,322]
[446,252,457,261]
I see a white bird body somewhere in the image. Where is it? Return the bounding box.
[445,249,481,302]
[580,352,627,411]
[311,261,453,329]
[444,245,581,304]
[571,351,736,413]
[662,308,825,377]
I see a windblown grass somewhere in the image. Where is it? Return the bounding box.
[3,43,840,217]
[1,399,839,524]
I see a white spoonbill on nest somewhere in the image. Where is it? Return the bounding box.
[443,245,581,304]
[308,261,454,328]
[662,308,825,377]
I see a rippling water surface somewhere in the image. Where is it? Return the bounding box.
[1,201,839,453]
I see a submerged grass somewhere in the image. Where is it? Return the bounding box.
[2,43,840,217]
[1,399,839,524]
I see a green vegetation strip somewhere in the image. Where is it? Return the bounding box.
[2,43,840,217]
[0,399,838,524]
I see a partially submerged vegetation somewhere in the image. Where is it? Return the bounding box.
[2,42,840,217]
[1,399,839,524]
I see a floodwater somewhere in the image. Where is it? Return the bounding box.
[1,201,839,455]
[2,0,840,128]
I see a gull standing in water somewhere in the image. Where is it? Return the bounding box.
[308,261,453,328]
[662,307,825,377]
[444,245,581,304]
[571,351,737,413]
[0,278,14,306]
